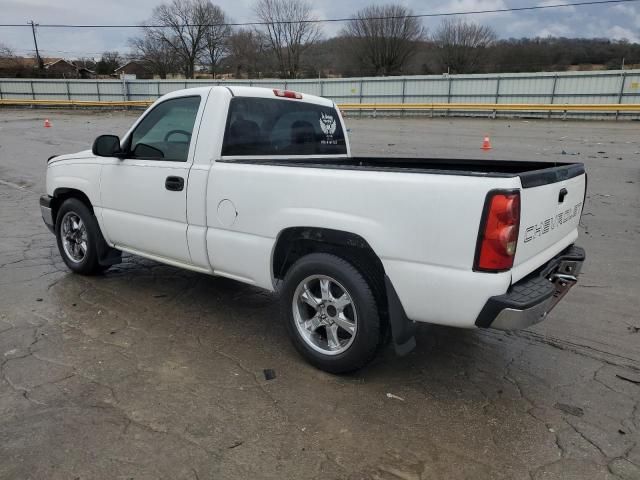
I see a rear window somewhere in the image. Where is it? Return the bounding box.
[222,97,347,156]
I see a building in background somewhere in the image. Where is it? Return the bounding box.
[114,61,153,80]
[0,56,96,78]
[44,59,79,78]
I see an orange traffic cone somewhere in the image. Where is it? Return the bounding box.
[44,119,51,128]
[481,136,492,150]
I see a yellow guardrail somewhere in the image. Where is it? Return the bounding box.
[339,102,640,112]
[0,99,152,108]
[1,98,640,112]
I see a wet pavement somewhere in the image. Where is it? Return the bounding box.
[0,110,639,479]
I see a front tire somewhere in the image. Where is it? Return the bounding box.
[281,253,382,374]
[55,198,108,275]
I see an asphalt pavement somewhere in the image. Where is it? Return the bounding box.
[0,110,638,479]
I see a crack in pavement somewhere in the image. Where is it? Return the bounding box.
[2,131,640,479]
[489,329,640,370]
[211,347,292,423]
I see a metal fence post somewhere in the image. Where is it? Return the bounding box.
[493,77,501,119]
[96,81,101,101]
[30,80,35,100]
[156,81,161,99]
[616,72,626,120]
[65,80,71,101]
[446,76,453,117]
[617,71,626,103]
[359,79,364,118]
[121,76,127,102]
[401,77,407,117]
[548,74,558,119]
[550,74,558,103]
[0,81,4,100]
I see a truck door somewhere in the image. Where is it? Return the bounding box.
[99,95,203,264]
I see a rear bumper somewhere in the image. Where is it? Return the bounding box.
[40,195,55,233]
[475,245,585,330]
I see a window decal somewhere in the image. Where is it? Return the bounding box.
[320,112,337,145]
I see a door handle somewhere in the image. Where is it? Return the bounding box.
[165,176,184,192]
[558,188,568,203]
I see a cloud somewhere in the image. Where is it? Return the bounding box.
[536,0,576,12]
[1,0,638,58]
[607,25,639,42]
[612,4,640,26]
[538,22,575,37]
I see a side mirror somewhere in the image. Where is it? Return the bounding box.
[92,135,123,157]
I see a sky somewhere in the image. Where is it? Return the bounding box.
[1,0,640,59]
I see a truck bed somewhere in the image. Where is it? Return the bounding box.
[222,157,585,188]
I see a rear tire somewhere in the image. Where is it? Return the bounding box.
[55,198,109,275]
[281,253,381,374]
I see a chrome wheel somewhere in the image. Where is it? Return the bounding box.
[292,275,358,355]
[60,212,88,263]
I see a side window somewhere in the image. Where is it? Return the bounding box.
[129,96,201,162]
[222,97,347,156]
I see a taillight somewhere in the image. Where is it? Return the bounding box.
[273,89,302,99]
[474,190,521,272]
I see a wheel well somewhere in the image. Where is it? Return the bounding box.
[273,227,388,317]
[51,188,94,224]
[51,188,121,267]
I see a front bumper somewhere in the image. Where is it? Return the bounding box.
[475,245,585,330]
[40,195,55,233]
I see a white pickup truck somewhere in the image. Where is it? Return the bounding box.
[41,86,586,373]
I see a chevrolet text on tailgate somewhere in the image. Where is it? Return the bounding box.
[40,87,586,373]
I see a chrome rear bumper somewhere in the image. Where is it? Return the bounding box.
[475,245,585,330]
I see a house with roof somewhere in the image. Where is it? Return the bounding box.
[114,61,152,80]
[0,56,96,78]
[44,59,79,78]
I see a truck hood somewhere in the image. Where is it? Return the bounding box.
[48,149,94,164]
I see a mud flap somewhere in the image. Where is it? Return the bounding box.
[384,275,416,356]
[95,225,122,267]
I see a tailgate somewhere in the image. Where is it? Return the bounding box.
[512,165,586,282]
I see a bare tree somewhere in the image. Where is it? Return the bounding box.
[130,34,178,79]
[0,42,21,77]
[147,0,225,78]
[96,51,121,75]
[202,4,231,78]
[432,19,497,74]
[0,42,14,59]
[74,57,97,71]
[343,5,423,76]
[253,0,321,78]
[226,28,265,77]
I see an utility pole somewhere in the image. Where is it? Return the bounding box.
[29,20,44,70]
